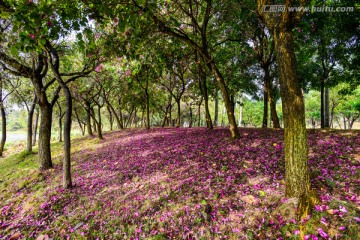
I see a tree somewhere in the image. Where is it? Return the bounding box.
[258,0,319,220]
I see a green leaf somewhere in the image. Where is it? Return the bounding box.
[201,199,207,205]
[10,46,18,56]
[258,190,265,197]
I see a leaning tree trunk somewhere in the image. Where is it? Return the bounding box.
[107,105,113,131]
[274,28,318,218]
[38,102,53,170]
[27,96,36,153]
[207,60,239,138]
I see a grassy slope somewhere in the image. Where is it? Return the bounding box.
[0,128,359,240]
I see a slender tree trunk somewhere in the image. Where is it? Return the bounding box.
[176,99,181,127]
[97,106,103,139]
[107,102,121,130]
[320,78,325,128]
[324,88,330,128]
[107,105,113,131]
[146,92,150,129]
[262,85,269,128]
[74,109,85,136]
[85,101,93,136]
[38,103,53,170]
[274,28,316,216]
[58,84,72,188]
[199,65,213,129]
[214,90,219,126]
[27,96,37,153]
[198,97,203,127]
[189,106,193,128]
[265,67,281,129]
[207,61,239,138]
[58,113,63,142]
[0,80,5,156]
[169,102,172,127]
[32,110,39,146]
[91,108,97,133]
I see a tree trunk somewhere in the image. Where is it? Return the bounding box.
[320,78,325,128]
[32,109,39,146]
[198,97,202,127]
[107,105,113,131]
[176,99,181,127]
[199,65,213,129]
[0,81,5,156]
[262,85,268,128]
[324,87,330,128]
[189,106,193,128]
[207,61,239,138]
[58,112,63,142]
[214,90,219,126]
[85,101,93,136]
[38,103,53,170]
[146,92,150,129]
[107,102,121,130]
[27,96,36,153]
[274,28,316,216]
[91,108,97,133]
[265,67,281,129]
[97,106,103,139]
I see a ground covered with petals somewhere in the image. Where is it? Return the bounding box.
[0,128,359,239]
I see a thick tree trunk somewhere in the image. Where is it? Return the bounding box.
[214,90,219,126]
[38,103,53,170]
[207,61,239,138]
[85,101,93,136]
[32,110,39,146]
[274,29,315,214]
[58,113,63,142]
[27,96,36,153]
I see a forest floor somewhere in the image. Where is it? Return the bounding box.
[0,128,359,240]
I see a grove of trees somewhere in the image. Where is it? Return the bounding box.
[0,0,359,222]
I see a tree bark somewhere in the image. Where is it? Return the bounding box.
[26,95,37,153]
[324,87,330,128]
[145,92,150,129]
[0,79,6,157]
[262,84,269,128]
[274,29,315,213]
[38,103,53,169]
[320,78,325,128]
[97,106,103,139]
[207,61,239,138]
[107,105,113,131]
[265,67,281,129]
[32,109,39,146]
[214,90,219,126]
[85,101,93,136]
[189,106,193,128]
